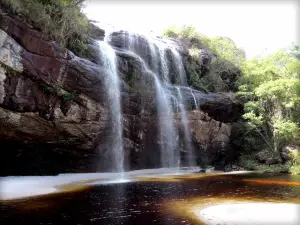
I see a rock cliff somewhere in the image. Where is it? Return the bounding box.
[0,11,243,175]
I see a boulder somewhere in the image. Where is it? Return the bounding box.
[224,164,244,172]
[265,156,282,165]
[281,145,299,161]
[255,150,272,163]
[179,88,243,123]
[255,150,282,165]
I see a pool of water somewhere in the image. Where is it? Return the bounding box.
[1,172,300,225]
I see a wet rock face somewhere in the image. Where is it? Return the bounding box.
[174,111,233,168]
[109,31,153,68]
[0,11,243,174]
[109,31,190,85]
[0,12,110,150]
[179,88,243,123]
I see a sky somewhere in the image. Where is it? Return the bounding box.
[83,0,299,59]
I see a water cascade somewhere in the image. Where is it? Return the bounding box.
[176,87,196,166]
[154,77,179,167]
[123,34,179,168]
[170,48,187,85]
[108,31,199,168]
[190,88,199,109]
[97,41,124,173]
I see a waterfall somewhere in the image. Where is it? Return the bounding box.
[97,41,124,173]
[105,31,201,169]
[154,77,179,168]
[124,33,179,168]
[176,87,196,167]
[170,48,187,85]
[190,88,199,109]
[153,39,170,82]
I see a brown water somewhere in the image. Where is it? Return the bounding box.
[1,172,300,225]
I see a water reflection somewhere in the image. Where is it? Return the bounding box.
[1,173,300,225]
[89,183,126,225]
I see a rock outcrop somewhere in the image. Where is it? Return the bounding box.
[0,12,110,150]
[0,11,243,175]
[255,150,283,165]
[175,111,233,168]
[281,145,299,162]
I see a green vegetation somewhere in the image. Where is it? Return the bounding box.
[39,84,56,95]
[239,154,290,173]
[164,26,300,174]
[239,152,300,175]
[67,38,91,59]
[163,25,211,49]
[235,45,300,174]
[290,153,300,175]
[39,83,78,102]
[1,0,90,57]
[236,46,300,152]
[59,91,78,102]
[163,25,245,92]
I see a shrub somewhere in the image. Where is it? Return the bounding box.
[39,84,56,95]
[186,59,208,92]
[163,25,244,92]
[39,83,77,101]
[163,26,179,38]
[67,38,91,58]
[188,48,201,60]
[238,152,300,175]
[290,163,300,175]
[1,0,90,57]
[238,154,290,173]
[60,92,77,101]
[163,25,197,39]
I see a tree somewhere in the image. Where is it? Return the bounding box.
[237,46,300,155]
[163,25,245,92]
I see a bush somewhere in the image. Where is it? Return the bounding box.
[39,83,56,95]
[163,25,197,39]
[163,26,179,38]
[67,38,91,58]
[290,164,300,175]
[290,151,300,174]
[238,154,290,173]
[237,148,300,175]
[39,83,77,101]
[1,0,90,57]
[163,25,244,92]
[188,47,201,60]
[186,59,209,92]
